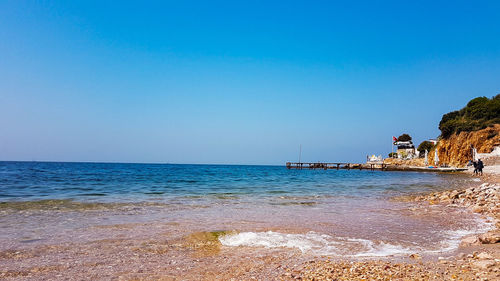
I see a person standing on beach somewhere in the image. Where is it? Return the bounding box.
[477,159,484,175]
[473,161,478,175]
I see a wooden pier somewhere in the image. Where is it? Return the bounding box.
[285,162,468,172]
[286,162,388,171]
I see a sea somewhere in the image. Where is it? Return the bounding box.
[0,161,492,258]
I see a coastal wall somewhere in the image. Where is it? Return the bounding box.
[383,157,426,167]
[430,124,500,167]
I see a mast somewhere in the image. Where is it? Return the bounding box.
[299,144,302,163]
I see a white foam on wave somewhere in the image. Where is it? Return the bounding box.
[427,217,495,254]
[345,238,413,257]
[219,231,413,257]
[219,221,494,257]
[218,231,340,254]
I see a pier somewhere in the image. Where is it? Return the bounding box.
[285,162,467,172]
[285,162,388,171]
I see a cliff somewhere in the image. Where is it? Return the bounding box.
[429,124,500,167]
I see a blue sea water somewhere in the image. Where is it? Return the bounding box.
[0,161,490,257]
[0,161,468,203]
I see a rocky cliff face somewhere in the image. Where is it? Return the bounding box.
[429,124,500,167]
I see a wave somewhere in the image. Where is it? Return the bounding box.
[218,223,493,257]
[219,231,413,257]
[269,201,318,206]
[344,238,413,257]
[219,231,339,254]
[428,218,494,253]
[0,199,171,211]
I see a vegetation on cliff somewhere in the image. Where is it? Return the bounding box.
[439,94,500,138]
[417,141,435,155]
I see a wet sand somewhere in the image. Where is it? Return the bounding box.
[1,224,498,280]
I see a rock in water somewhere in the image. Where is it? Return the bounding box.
[478,231,500,244]
[460,235,480,247]
[409,253,421,260]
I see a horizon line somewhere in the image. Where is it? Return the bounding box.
[0,160,285,167]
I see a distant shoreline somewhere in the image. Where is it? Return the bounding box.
[0,160,284,167]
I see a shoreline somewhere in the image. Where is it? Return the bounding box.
[287,171,500,280]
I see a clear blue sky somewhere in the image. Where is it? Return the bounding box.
[1,1,499,165]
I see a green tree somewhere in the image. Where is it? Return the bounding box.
[417,141,434,154]
[397,134,412,142]
[438,94,500,138]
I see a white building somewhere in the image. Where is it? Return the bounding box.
[394,141,417,159]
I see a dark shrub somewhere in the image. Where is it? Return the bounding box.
[417,141,435,154]
[397,134,412,142]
